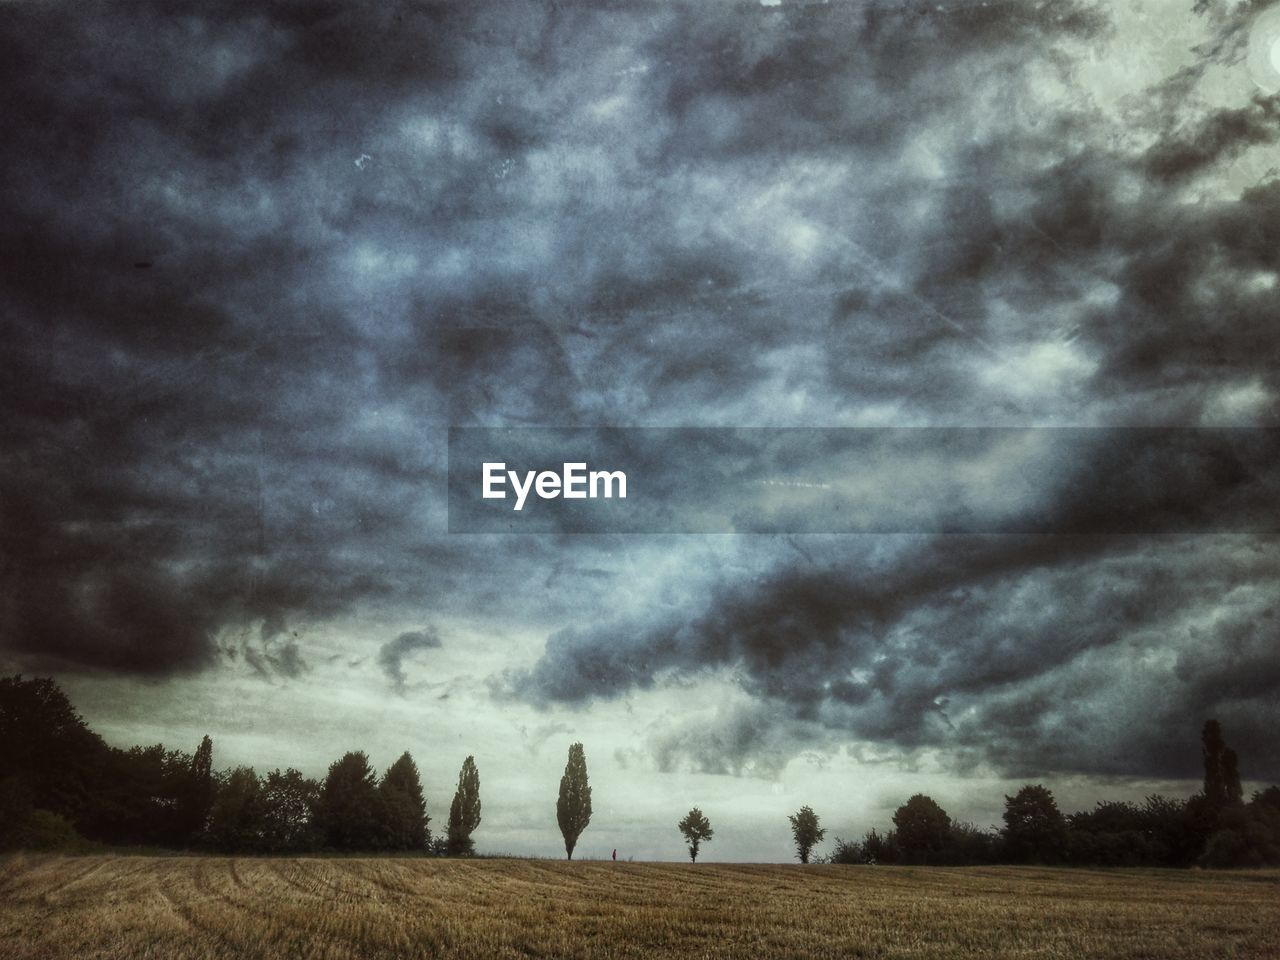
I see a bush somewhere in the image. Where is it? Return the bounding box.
[0,786,89,852]
[861,828,899,865]
[944,821,1000,865]
[827,836,863,864]
[1201,829,1255,868]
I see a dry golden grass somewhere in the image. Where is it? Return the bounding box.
[1,855,1276,959]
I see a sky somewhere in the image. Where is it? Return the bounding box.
[2,0,1279,862]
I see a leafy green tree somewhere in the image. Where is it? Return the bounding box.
[1065,800,1157,867]
[893,794,951,864]
[1256,786,1280,810]
[1223,747,1243,806]
[447,756,481,856]
[175,735,214,844]
[88,743,196,847]
[260,768,320,852]
[316,751,380,850]
[1199,789,1280,868]
[204,766,265,851]
[1140,794,1202,867]
[1200,718,1246,857]
[1002,784,1068,864]
[678,807,714,862]
[0,675,106,823]
[827,835,863,864]
[788,805,825,864]
[947,821,998,865]
[1202,720,1230,809]
[556,743,591,860]
[860,827,899,864]
[0,777,84,851]
[378,752,429,850]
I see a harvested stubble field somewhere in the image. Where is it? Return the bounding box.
[1,855,1277,960]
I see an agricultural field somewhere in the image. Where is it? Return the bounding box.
[1,855,1277,960]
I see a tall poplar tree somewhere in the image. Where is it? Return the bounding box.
[556,742,591,860]
[446,755,481,856]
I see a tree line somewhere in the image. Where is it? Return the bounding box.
[0,676,470,855]
[0,675,599,859]
[815,721,1280,869]
[2,676,1277,867]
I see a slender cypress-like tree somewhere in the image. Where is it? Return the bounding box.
[1203,720,1229,808]
[446,755,482,856]
[1223,747,1243,805]
[1202,719,1244,810]
[556,742,591,860]
[179,735,214,843]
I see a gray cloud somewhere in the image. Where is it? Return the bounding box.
[505,534,1280,780]
[1143,94,1280,182]
[2,0,1279,792]
[648,703,825,781]
[378,629,443,693]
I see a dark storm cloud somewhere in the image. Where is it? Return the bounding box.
[1142,95,1280,182]
[0,0,621,674]
[2,0,1279,786]
[238,634,310,682]
[377,628,443,693]
[507,535,1280,779]
[0,1,472,673]
[648,703,821,780]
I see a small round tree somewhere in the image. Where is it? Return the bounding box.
[1002,784,1068,864]
[789,805,826,864]
[893,794,951,864]
[678,807,714,862]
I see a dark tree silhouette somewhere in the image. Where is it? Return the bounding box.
[1203,720,1229,808]
[6,678,1279,866]
[1223,748,1243,806]
[93,743,197,847]
[176,735,214,844]
[378,752,429,851]
[893,794,951,864]
[204,766,266,851]
[260,768,320,852]
[1003,784,1068,864]
[827,835,864,864]
[316,751,380,850]
[447,755,482,856]
[788,805,826,864]
[860,827,900,864]
[0,675,106,823]
[678,807,713,862]
[556,742,592,860]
